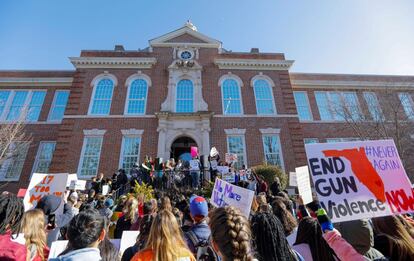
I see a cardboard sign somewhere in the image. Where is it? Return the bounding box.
[69,179,87,190]
[120,230,140,255]
[217,166,229,174]
[102,185,109,195]
[23,173,69,211]
[66,173,78,187]
[225,153,238,163]
[305,139,414,222]
[189,160,200,171]
[222,172,236,183]
[211,178,255,217]
[190,146,198,158]
[289,172,297,187]
[295,166,313,204]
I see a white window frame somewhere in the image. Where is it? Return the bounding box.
[293,91,313,121]
[326,137,360,143]
[398,92,414,120]
[31,141,56,175]
[0,142,30,181]
[225,128,247,168]
[219,73,244,115]
[259,128,285,169]
[47,90,70,122]
[251,74,277,115]
[0,90,47,122]
[118,129,144,173]
[87,74,117,116]
[315,91,362,121]
[175,78,195,113]
[124,73,151,115]
[77,129,106,178]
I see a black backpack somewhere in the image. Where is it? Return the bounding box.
[186,231,219,261]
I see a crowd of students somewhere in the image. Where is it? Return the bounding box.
[1,169,414,261]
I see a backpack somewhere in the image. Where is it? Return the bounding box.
[186,231,218,261]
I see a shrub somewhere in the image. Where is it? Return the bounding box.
[252,164,287,189]
[132,181,154,201]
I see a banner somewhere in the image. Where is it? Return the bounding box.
[23,173,69,211]
[295,166,313,204]
[190,146,198,158]
[305,139,414,222]
[225,153,238,164]
[211,178,255,217]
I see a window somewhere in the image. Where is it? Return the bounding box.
[262,135,284,167]
[0,142,30,181]
[363,92,384,121]
[315,92,333,120]
[315,91,361,121]
[120,136,141,174]
[2,91,46,122]
[0,91,11,116]
[176,79,194,113]
[6,91,28,121]
[222,79,242,115]
[26,91,46,121]
[398,93,414,120]
[293,91,312,121]
[32,142,56,174]
[89,78,114,115]
[78,136,103,177]
[304,138,319,144]
[227,135,247,169]
[126,79,148,115]
[48,91,69,121]
[253,79,276,115]
[342,92,362,121]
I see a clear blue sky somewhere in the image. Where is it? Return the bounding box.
[0,0,413,75]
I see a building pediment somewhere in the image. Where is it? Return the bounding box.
[149,21,222,49]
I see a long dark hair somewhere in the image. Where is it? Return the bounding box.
[251,212,296,261]
[271,197,297,236]
[294,217,337,261]
[0,194,24,236]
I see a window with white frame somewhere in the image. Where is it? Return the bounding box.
[176,79,194,113]
[0,90,46,122]
[262,135,284,167]
[78,135,104,177]
[32,142,56,174]
[89,78,114,115]
[120,136,141,174]
[222,79,242,115]
[326,137,360,143]
[398,93,414,120]
[253,79,276,115]
[363,92,384,121]
[227,135,247,169]
[315,91,362,121]
[48,90,70,121]
[293,91,312,121]
[126,79,148,115]
[0,142,30,181]
[304,138,319,144]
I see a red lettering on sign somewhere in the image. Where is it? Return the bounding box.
[385,189,414,213]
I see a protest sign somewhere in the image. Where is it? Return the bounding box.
[23,173,69,211]
[295,166,313,204]
[305,139,414,222]
[189,160,200,171]
[66,173,77,187]
[69,179,87,190]
[210,159,218,170]
[289,172,297,187]
[225,153,238,164]
[120,230,140,255]
[211,178,254,217]
[222,172,236,183]
[102,185,109,195]
[190,146,198,158]
[217,166,229,174]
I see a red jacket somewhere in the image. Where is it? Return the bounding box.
[0,232,27,261]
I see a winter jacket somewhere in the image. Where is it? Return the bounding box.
[131,248,195,261]
[323,229,367,261]
[0,232,27,261]
[184,221,211,254]
[49,247,101,261]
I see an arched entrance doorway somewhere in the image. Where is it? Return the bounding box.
[170,136,197,162]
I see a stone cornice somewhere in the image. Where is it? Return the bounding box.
[83,129,106,136]
[69,57,157,69]
[155,111,214,121]
[291,79,414,89]
[0,77,73,87]
[224,128,246,135]
[121,129,144,136]
[215,59,294,71]
[259,128,281,134]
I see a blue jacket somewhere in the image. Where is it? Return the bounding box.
[185,221,211,254]
[49,247,101,261]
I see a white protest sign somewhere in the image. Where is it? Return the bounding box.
[66,173,77,187]
[120,230,140,255]
[23,173,69,211]
[102,185,109,195]
[189,160,200,171]
[295,166,313,204]
[69,179,87,190]
[217,166,229,174]
[305,139,414,222]
[289,172,297,187]
[210,160,218,170]
[222,172,236,183]
[211,178,255,217]
[225,153,238,163]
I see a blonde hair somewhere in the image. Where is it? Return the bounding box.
[22,209,47,261]
[124,197,139,223]
[145,210,193,261]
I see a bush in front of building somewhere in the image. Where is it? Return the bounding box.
[253,164,287,189]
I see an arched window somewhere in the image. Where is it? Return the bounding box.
[222,79,242,115]
[126,79,148,114]
[89,78,114,115]
[176,79,194,113]
[253,79,276,115]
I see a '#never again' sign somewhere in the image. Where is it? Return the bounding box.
[305,139,414,222]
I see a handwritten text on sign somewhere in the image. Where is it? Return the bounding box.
[305,140,413,222]
[211,178,254,217]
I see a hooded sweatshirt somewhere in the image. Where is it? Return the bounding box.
[49,247,101,261]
